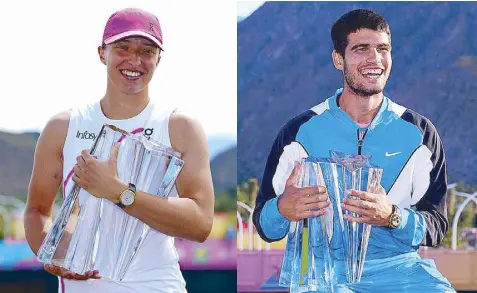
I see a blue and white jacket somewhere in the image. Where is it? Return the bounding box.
[252,88,448,259]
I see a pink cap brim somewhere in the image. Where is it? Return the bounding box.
[103,30,164,50]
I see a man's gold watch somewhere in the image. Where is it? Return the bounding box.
[388,204,401,229]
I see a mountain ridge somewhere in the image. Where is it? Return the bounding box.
[238,1,477,185]
[0,130,236,198]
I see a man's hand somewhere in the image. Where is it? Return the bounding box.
[277,162,330,221]
[342,187,393,226]
[72,143,127,203]
[44,264,100,280]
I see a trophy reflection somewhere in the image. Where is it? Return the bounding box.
[37,124,184,281]
[279,152,383,292]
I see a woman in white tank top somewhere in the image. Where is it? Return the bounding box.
[24,8,214,293]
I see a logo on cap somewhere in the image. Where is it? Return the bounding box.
[150,23,154,32]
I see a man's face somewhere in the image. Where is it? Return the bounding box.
[99,37,161,95]
[337,28,392,97]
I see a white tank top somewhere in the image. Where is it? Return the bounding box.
[59,100,187,293]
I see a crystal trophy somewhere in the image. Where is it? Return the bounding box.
[279,152,383,292]
[37,124,184,281]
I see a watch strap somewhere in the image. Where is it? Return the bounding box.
[388,204,401,228]
[128,183,136,193]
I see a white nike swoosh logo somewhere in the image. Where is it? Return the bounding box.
[385,152,401,157]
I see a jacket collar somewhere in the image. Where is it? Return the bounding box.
[327,88,389,130]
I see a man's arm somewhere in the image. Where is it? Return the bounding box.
[391,122,448,247]
[252,127,293,242]
[24,111,69,255]
[124,112,214,242]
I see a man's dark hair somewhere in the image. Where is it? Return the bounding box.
[331,9,391,56]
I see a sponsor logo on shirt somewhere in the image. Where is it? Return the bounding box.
[76,130,96,140]
[144,128,154,139]
[385,151,401,157]
[76,128,154,140]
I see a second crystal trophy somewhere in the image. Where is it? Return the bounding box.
[37,124,184,281]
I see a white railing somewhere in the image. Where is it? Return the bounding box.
[237,201,271,250]
[452,191,477,250]
[237,201,254,250]
[237,211,244,250]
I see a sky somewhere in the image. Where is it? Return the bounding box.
[0,1,237,138]
[237,1,265,18]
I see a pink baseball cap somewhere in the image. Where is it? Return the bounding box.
[102,8,164,50]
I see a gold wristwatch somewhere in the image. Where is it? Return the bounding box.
[117,183,136,209]
[388,204,401,229]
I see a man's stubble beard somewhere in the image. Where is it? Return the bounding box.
[343,62,386,97]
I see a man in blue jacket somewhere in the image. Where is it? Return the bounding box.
[253,9,455,293]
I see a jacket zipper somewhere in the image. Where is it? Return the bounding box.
[357,128,368,155]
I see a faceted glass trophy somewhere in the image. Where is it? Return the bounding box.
[306,157,342,293]
[279,153,382,293]
[279,157,335,293]
[37,124,184,281]
[331,151,382,284]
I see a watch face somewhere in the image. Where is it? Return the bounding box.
[120,190,135,206]
[391,214,401,228]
